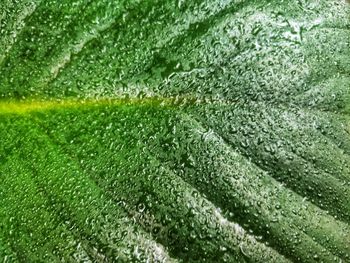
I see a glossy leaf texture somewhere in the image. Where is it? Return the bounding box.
[0,0,349,262]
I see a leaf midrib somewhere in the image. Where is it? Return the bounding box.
[0,97,173,115]
[0,96,241,115]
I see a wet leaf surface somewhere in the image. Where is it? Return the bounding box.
[0,0,349,262]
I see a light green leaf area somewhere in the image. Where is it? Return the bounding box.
[0,0,349,262]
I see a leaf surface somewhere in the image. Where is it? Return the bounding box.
[0,0,349,262]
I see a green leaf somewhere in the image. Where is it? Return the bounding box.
[0,0,349,262]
